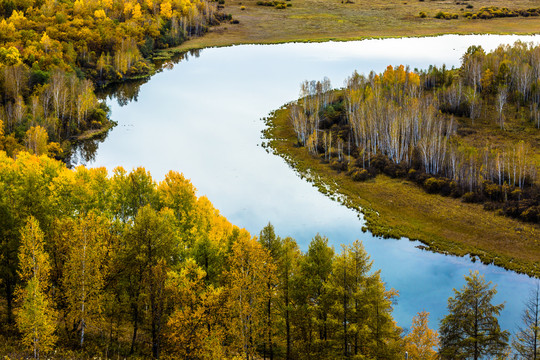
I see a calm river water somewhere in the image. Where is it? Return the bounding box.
[71,35,540,332]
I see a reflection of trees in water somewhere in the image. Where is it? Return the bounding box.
[68,48,203,166]
[95,49,202,107]
[97,78,149,107]
[157,49,202,70]
[67,133,108,168]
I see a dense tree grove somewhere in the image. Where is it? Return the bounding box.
[0,150,408,359]
[0,0,222,157]
[2,151,539,359]
[290,41,540,224]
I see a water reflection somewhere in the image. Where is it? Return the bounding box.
[70,35,539,331]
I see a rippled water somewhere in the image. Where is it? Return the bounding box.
[71,34,540,331]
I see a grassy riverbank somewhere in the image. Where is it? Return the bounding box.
[171,0,540,52]
[263,106,540,278]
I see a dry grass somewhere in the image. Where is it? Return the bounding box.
[264,105,540,277]
[172,0,540,51]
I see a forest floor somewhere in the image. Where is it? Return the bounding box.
[263,105,540,278]
[171,0,540,52]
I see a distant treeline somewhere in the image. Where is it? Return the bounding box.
[290,41,540,224]
[0,0,224,158]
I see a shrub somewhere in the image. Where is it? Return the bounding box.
[240,5,245,9]
[351,169,370,181]
[419,11,427,18]
[462,192,481,203]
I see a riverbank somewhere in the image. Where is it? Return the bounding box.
[168,0,540,52]
[263,105,540,278]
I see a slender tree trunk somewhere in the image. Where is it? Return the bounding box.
[130,305,139,355]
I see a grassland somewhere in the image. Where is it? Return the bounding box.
[263,105,540,278]
[170,0,540,52]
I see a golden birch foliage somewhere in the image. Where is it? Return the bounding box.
[63,213,109,344]
[17,217,50,284]
[404,311,439,360]
[160,0,173,18]
[132,3,143,19]
[24,126,48,156]
[16,217,57,358]
[17,278,57,358]
[40,33,52,53]
[158,170,197,235]
[0,46,21,66]
[94,9,106,18]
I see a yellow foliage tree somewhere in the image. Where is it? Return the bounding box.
[40,32,52,53]
[63,213,110,347]
[165,259,228,358]
[404,311,439,360]
[160,0,173,18]
[227,233,276,359]
[24,126,48,156]
[16,217,57,359]
[132,3,143,19]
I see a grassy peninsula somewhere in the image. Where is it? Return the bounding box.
[263,43,540,278]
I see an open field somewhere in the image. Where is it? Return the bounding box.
[172,0,540,51]
[264,106,540,277]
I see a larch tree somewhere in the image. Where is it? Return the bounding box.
[513,282,540,360]
[439,271,509,360]
[404,311,439,360]
[277,237,300,360]
[122,205,180,358]
[227,232,276,360]
[16,216,57,359]
[259,222,282,360]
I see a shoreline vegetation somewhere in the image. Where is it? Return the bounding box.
[263,42,540,279]
[0,0,229,162]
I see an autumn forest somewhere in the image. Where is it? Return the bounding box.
[0,0,539,356]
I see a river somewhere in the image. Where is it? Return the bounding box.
[71,34,539,332]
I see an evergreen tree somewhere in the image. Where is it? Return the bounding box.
[277,237,300,360]
[439,271,509,360]
[513,282,540,360]
[259,222,282,360]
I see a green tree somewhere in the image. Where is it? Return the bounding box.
[293,234,334,359]
[259,222,282,360]
[16,217,57,359]
[439,271,509,360]
[277,236,300,360]
[513,282,540,360]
